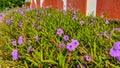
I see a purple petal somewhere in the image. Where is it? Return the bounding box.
[28,46,33,53]
[110,29,115,36]
[12,49,19,60]
[115,28,120,31]
[80,20,84,25]
[19,21,22,27]
[60,42,65,49]
[77,65,80,68]
[18,36,23,45]
[105,20,110,24]
[20,11,25,16]
[113,42,120,50]
[35,36,40,41]
[71,39,79,48]
[102,31,107,36]
[67,42,75,51]
[0,14,3,21]
[57,28,63,36]
[109,48,120,57]
[11,41,16,46]
[37,26,41,30]
[116,56,120,62]
[100,14,104,18]
[63,35,69,41]
[32,23,36,27]
[85,55,91,62]
[9,18,13,24]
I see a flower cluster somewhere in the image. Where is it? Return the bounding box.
[67,39,79,51]
[57,28,79,51]
[109,42,120,62]
[11,35,38,60]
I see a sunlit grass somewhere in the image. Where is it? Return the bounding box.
[0,7,120,68]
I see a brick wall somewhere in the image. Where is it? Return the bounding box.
[30,0,120,19]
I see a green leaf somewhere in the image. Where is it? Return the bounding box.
[26,58,38,66]
[58,52,66,67]
[42,60,58,65]
[24,61,29,68]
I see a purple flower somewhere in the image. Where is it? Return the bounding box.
[91,19,96,22]
[19,21,22,27]
[12,49,19,60]
[0,14,2,21]
[18,36,23,45]
[77,65,80,68]
[28,46,33,53]
[102,31,107,36]
[85,55,91,62]
[60,42,65,49]
[110,29,115,36]
[49,64,52,67]
[67,43,75,51]
[82,65,86,68]
[73,11,76,15]
[9,18,13,24]
[86,22,89,25]
[109,48,120,57]
[46,6,50,8]
[105,20,110,24]
[91,23,94,27]
[115,28,120,31]
[97,34,102,37]
[109,42,120,59]
[37,26,40,30]
[100,14,104,18]
[32,23,36,27]
[80,20,84,25]
[71,39,79,48]
[113,42,120,50]
[63,35,69,41]
[116,56,120,62]
[35,36,40,41]
[72,11,77,20]
[72,15,77,20]
[26,8,30,12]
[11,41,16,46]
[97,31,107,37]
[42,10,45,13]
[20,11,25,16]
[57,28,63,36]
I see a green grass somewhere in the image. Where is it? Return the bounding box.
[0,7,120,68]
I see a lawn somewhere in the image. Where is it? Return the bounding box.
[0,7,120,68]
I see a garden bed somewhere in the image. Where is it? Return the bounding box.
[0,7,120,68]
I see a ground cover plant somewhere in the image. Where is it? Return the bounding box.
[0,7,120,68]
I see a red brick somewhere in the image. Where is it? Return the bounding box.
[43,0,63,10]
[67,0,87,15]
[96,0,120,19]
